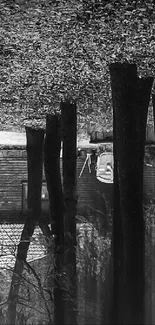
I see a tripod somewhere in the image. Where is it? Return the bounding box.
[79,153,92,178]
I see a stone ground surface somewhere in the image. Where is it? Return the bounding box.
[0,224,46,269]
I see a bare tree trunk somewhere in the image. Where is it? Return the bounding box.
[6,127,45,325]
[110,99,124,324]
[44,114,65,325]
[61,100,77,325]
[26,127,51,238]
[109,63,153,324]
[152,93,155,130]
[26,127,45,221]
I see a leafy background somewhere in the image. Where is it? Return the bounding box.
[0,0,155,136]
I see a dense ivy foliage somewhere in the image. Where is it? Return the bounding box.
[0,0,154,131]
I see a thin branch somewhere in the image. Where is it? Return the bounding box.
[16,301,47,316]
[24,260,52,323]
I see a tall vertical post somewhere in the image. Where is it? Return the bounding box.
[110,63,153,324]
[61,100,77,325]
[44,114,65,325]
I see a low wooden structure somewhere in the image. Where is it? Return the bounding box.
[0,129,154,224]
[0,132,112,229]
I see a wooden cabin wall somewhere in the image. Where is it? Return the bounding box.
[0,149,27,223]
[77,157,113,230]
[0,146,154,225]
[0,148,113,227]
[143,165,155,204]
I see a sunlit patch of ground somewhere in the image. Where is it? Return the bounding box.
[0,224,46,270]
